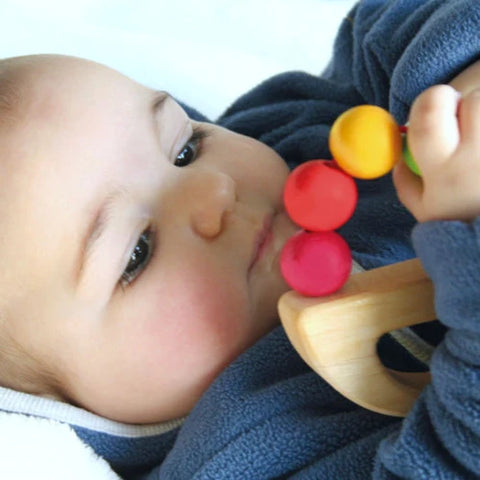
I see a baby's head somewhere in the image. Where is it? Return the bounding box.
[0,55,298,423]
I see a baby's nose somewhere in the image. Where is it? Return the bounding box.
[188,170,237,239]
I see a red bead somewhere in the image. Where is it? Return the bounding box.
[280,230,352,297]
[283,160,357,231]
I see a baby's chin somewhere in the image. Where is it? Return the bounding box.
[249,269,292,339]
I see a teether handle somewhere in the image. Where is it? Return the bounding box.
[278,258,435,417]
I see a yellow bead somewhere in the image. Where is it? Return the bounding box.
[329,105,402,179]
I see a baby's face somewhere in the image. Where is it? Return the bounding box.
[0,55,298,423]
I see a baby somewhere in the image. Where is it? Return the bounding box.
[0,54,300,424]
[1,30,480,479]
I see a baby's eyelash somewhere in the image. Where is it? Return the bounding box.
[174,125,212,167]
[191,125,211,145]
[119,227,157,289]
[187,125,212,159]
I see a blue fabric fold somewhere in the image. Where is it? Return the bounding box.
[152,327,400,479]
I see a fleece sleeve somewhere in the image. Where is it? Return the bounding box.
[374,218,480,479]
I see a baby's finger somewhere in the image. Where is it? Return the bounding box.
[408,85,461,167]
[457,88,480,148]
[392,160,424,221]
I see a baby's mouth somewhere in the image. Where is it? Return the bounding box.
[248,213,274,274]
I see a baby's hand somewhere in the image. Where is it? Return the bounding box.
[393,85,480,222]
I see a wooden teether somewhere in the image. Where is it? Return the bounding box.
[278,258,435,416]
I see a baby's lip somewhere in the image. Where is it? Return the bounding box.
[248,213,274,274]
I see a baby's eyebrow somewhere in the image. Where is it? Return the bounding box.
[151,90,170,116]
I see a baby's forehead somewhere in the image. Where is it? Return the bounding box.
[0,55,130,185]
[0,56,75,127]
[2,56,152,146]
[0,58,28,126]
[2,54,111,81]
[2,54,137,109]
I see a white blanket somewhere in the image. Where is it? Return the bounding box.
[0,411,119,479]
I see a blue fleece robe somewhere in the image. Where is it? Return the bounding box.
[1,0,479,478]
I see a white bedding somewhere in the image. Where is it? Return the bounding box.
[1,0,356,118]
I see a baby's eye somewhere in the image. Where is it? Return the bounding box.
[174,127,209,167]
[120,228,154,286]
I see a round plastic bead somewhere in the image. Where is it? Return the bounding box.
[329,105,402,179]
[402,137,422,176]
[280,230,352,297]
[283,160,358,231]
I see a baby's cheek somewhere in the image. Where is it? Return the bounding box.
[144,270,252,377]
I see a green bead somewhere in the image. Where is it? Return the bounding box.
[402,137,421,176]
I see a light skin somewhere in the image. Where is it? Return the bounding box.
[394,61,480,223]
[0,55,479,425]
[0,55,298,423]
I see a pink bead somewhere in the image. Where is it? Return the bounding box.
[280,230,352,297]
